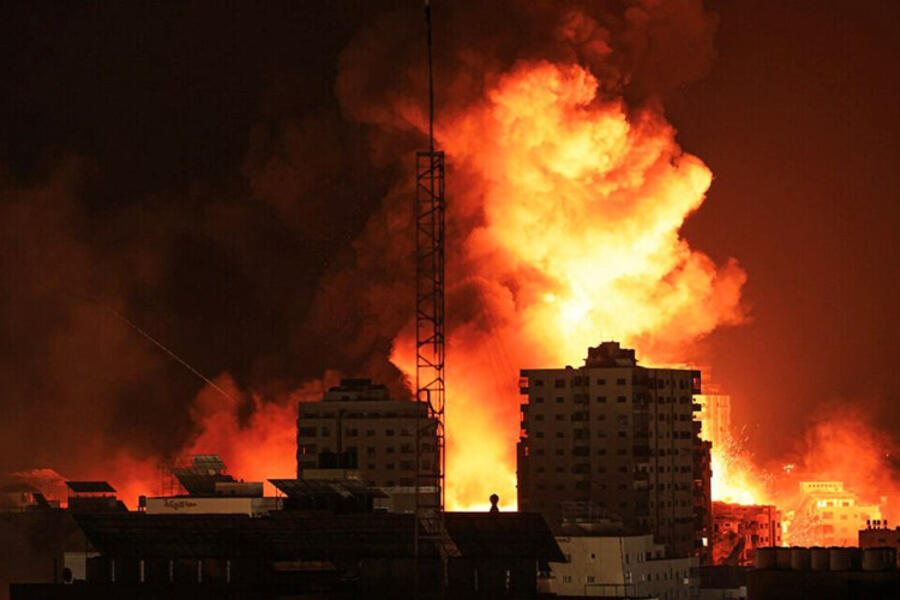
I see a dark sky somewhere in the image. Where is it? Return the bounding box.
[1,1,899,472]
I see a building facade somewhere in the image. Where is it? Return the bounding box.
[712,501,782,566]
[517,342,704,558]
[547,533,698,599]
[296,379,439,491]
[787,481,881,547]
[859,520,900,566]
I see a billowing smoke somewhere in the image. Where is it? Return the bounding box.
[0,1,741,508]
[3,1,892,524]
[330,0,745,507]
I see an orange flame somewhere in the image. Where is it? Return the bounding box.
[393,61,746,509]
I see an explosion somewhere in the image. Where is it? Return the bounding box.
[392,61,746,509]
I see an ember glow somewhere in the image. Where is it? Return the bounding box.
[393,61,746,509]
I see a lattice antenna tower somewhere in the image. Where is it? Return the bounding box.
[414,0,451,594]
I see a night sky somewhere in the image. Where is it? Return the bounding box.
[1,1,899,475]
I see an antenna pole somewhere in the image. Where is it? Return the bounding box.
[426,0,435,152]
[415,0,450,597]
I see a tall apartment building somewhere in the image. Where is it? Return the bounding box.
[296,379,439,491]
[517,342,704,558]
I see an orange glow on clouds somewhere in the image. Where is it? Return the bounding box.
[393,61,746,510]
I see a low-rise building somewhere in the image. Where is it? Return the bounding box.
[788,481,881,547]
[860,520,900,566]
[712,502,782,566]
[548,528,698,599]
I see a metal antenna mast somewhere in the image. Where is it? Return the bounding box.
[414,0,453,595]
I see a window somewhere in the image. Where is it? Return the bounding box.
[346,428,358,437]
[366,447,375,455]
[298,427,317,437]
[534,397,544,403]
[535,414,545,421]
[386,429,395,436]
[617,396,627,403]
[366,429,375,437]
[555,379,566,388]
[321,427,331,436]
[617,378,627,385]
[555,414,564,421]
[597,396,607,403]
[556,397,564,403]
[596,378,606,385]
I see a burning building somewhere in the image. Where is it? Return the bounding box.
[694,385,732,453]
[712,501,782,566]
[517,342,705,558]
[786,481,882,547]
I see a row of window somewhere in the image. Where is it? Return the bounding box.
[529,430,693,442]
[531,376,691,389]
[532,464,692,475]
[301,459,431,472]
[299,426,425,438]
[532,394,692,403]
[299,411,417,419]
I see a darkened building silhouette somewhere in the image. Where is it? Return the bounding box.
[9,511,563,600]
[297,379,439,491]
[747,546,900,600]
[517,342,704,558]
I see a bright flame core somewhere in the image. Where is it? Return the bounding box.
[393,61,746,509]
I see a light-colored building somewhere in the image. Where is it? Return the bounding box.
[297,378,439,492]
[788,481,881,546]
[547,533,698,599]
[518,342,704,558]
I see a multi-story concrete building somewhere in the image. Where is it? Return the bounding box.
[787,481,881,546]
[296,378,439,492]
[712,501,782,566]
[517,342,703,558]
[547,531,698,599]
